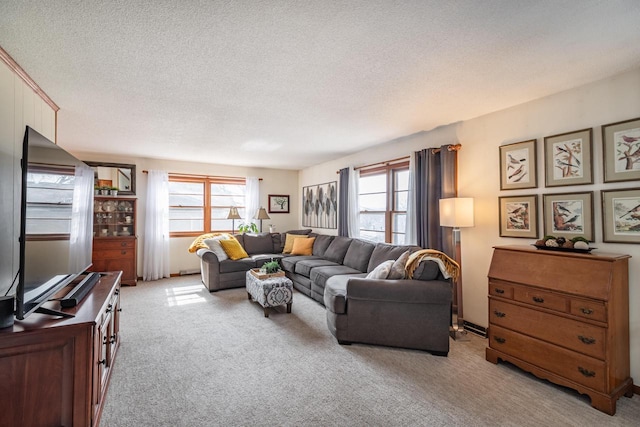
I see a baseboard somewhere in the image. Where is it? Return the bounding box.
[463,321,487,338]
[634,384,639,396]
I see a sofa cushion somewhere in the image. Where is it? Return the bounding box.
[388,250,411,279]
[323,236,353,264]
[310,265,362,290]
[283,233,309,254]
[295,259,340,277]
[312,234,334,256]
[367,243,418,273]
[271,233,284,253]
[243,233,274,255]
[366,260,393,279]
[219,258,255,273]
[343,239,376,272]
[251,254,285,268]
[281,255,319,273]
[219,239,249,260]
[291,237,316,255]
[411,260,441,281]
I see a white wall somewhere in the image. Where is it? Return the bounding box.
[0,59,56,295]
[68,151,300,276]
[298,67,640,382]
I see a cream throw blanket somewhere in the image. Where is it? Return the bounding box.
[405,249,460,280]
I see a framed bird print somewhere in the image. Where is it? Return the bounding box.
[602,188,640,243]
[499,195,538,238]
[602,116,640,183]
[543,192,594,241]
[499,139,537,190]
[543,128,593,187]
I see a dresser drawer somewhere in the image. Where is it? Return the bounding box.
[489,299,606,359]
[94,239,135,251]
[570,299,607,323]
[513,286,568,312]
[95,249,134,260]
[488,280,514,299]
[489,325,606,392]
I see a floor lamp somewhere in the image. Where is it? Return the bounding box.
[439,197,474,341]
[254,207,270,233]
[227,207,241,235]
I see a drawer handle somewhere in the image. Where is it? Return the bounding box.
[494,288,505,294]
[532,296,545,304]
[110,335,116,344]
[493,310,506,318]
[106,304,113,313]
[121,242,126,247]
[98,359,106,366]
[578,367,595,377]
[121,251,127,255]
[578,335,596,345]
[493,336,506,344]
[580,307,594,315]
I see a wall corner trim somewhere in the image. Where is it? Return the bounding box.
[0,45,60,112]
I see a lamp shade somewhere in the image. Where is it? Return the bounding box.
[227,207,241,220]
[439,198,474,228]
[254,207,270,220]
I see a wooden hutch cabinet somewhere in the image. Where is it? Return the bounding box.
[0,272,122,427]
[91,197,137,285]
[486,245,633,415]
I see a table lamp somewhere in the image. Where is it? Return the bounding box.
[254,207,270,232]
[227,207,241,234]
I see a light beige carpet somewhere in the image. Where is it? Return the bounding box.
[99,276,639,426]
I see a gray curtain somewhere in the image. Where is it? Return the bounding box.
[338,167,349,236]
[414,145,457,256]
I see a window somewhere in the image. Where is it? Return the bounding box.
[358,163,409,244]
[169,175,246,236]
[26,166,75,238]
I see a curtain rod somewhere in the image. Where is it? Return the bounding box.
[142,170,262,180]
[334,143,463,174]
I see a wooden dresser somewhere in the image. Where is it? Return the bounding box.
[486,245,633,415]
[0,272,122,427]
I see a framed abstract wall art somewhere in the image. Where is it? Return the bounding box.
[542,192,594,241]
[499,139,537,190]
[601,188,640,243]
[302,181,337,229]
[602,116,640,183]
[498,195,538,238]
[543,128,593,187]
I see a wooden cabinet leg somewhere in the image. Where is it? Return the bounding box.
[263,307,269,317]
[286,302,292,313]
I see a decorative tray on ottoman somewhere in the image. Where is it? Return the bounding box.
[250,268,285,280]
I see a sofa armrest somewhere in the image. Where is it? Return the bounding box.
[197,248,220,264]
[347,278,452,305]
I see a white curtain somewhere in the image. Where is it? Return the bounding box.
[245,176,259,227]
[143,170,170,281]
[69,163,94,272]
[405,153,417,244]
[347,166,360,238]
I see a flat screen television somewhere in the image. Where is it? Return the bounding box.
[15,126,96,320]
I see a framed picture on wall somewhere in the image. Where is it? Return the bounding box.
[268,194,290,213]
[602,188,640,243]
[602,116,640,182]
[498,195,538,238]
[499,139,537,190]
[542,192,594,241]
[543,128,593,187]
[302,181,337,229]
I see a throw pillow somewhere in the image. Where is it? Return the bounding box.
[203,237,229,261]
[188,232,233,253]
[365,260,394,280]
[388,250,411,279]
[219,239,249,260]
[283,233,308,254]
[291,237,316,256]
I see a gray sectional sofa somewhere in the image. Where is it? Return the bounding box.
[196,231,453,355]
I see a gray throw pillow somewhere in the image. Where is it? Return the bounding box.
[365,260,394,279]
[387,250,410,279]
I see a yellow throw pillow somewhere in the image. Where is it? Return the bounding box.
[219,238,249,260]
[283,233,308,254]
[291,237,316,256]
[188,232,233,253]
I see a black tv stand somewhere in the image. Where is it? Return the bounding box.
[35,306,75,318]
[60,272,101,308]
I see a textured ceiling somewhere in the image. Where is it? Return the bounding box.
[1,1,640,170]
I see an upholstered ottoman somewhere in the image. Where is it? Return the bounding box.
[245,270,293,317]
